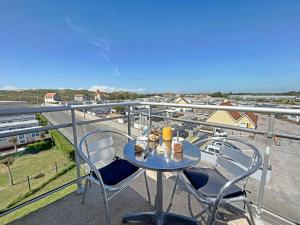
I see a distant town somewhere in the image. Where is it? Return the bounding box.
[1,89,299,152]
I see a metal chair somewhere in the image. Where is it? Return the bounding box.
[168,137,262,225]
[78,130,151,225]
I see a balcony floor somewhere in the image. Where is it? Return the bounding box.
[7,171,253,225]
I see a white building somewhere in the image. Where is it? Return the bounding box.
[44,93,61,104]
[0,101,50,151]
[95,89,108,102]
[172,97,193,112]
[74,93,88,102]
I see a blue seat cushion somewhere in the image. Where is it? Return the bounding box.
[92,158,139,186]
[183,167,245,198]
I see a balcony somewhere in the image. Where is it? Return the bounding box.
[0,102,299,225]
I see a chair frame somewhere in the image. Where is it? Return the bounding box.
[168,137,262,225]
[78,130,151,225]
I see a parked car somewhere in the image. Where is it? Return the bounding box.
[212,140,240,150]
[214,128,227,137]
[204,144,220,154]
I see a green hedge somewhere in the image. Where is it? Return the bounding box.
[0,141,53,160]
[35,113,48,126]
[25,141,53,154]
[50,130,75,161]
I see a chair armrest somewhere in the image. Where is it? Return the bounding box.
[211,142,262,214]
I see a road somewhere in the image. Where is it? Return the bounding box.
[43,110,139,158]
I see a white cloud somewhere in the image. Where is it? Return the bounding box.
[65,17,85,33]
[89,85,145,93]
[0,85,25,91]
[65,16,121,76]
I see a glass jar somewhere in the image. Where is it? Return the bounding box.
[162,119,172,141]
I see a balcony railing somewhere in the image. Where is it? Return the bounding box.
[0,101,299,225]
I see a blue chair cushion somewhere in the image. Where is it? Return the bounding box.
[183,167,245,198]
[92,158,139,186]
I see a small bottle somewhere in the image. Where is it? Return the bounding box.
[162,119,172,141]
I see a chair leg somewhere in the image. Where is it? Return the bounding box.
[207,206,217,225]
[167,174,179,211]
[100,190,112,225]
[245,201,256,225]
[81,179,89,204]
[143,170,151,203]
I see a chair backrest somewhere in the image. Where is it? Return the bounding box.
[82,136,115,169]
[79,130,133,171]
[215,139,257,181]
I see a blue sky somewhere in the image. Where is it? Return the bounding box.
[0,1,300,93]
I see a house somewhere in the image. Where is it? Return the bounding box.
[206,102,258,129]
[0,101,50,151]
[95,89,108,102]
[172,97,192,112]
[74,93,88,102]
[44,93,61,104]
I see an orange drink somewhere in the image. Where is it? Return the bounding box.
[162,126,172,141]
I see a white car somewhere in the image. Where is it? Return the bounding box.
[214,128,227,137]
[212,141,240,150]
[204,144,220,154]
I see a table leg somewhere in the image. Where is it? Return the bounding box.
[122,171,198,225]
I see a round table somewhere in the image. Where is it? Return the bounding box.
[123,139,201,225]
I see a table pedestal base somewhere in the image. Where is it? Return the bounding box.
[122,171,198,225]
[122,211,198,225]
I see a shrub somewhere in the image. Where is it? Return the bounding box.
[50,130,75,161]
[24,141,53,154]
[35,113,48,126]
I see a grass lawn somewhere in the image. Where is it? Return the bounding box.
[0,147,73,211]
[0,167,77,225]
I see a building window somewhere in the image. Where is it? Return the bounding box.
[18,134,25,139]
[32,132,40,137]
[0,137,7,142]
[19,139,26,144]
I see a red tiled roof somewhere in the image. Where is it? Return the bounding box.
[220,102,241,120]
[244,112,258,124]
[44,93,57,98]
[95,89,108,95]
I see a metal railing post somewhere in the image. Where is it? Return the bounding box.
[71,109,83,194]
[127,106,131,137]
[257,113,275,216]
[149,105,152,127]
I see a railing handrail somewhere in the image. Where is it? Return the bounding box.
[1,101,300,117]
[141,102,300,115]
[0,102,139,116]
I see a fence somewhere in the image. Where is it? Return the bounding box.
[0,101,299,224]
[7,161,70,191]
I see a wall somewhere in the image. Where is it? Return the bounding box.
[206,110,236,126]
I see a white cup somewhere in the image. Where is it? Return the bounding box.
[136,136,148,149]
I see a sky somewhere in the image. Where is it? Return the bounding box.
[0,1,300,93]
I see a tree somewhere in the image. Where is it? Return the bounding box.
[209,92,223,98]
[0,156,15,185]
[9,137,18,152]
[112,106,126,113]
